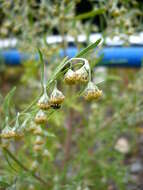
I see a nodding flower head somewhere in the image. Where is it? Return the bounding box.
[37,85,50,110]
[42,149,51,158]
[27,120,37,132]
[49,84,65,105]
[12,112,24,139]
[31,160,39,171]
[0,117,15,139]
[35,110,47,124]
[75,64,89,83]
[64,69,77,85]
[111,8,120,17]
[33,125,43,136]
[1,138,10,148]
[84,81,102,101]
[34,135,44,145]
[33,144,43,152]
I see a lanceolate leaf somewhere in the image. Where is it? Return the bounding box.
[3,150,18,173]
[47,56,68,86]
[0,177,10,188]
[47,40,101,86]
[3,87,16,117]
[75,8,105,20]
[37,48,45,86]
[75,39,101,58]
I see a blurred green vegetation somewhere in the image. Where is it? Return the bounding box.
[0,0,143,190]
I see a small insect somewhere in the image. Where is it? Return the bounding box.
[50,104,61,109]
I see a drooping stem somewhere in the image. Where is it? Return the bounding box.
[67,57,91,81]
[88,66,92,81]
[3,148,50,188]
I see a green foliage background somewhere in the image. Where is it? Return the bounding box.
[0,0,143,189]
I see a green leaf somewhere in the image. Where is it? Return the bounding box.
[75,39,101,58]
[107,75,122,81]
[3,150,18,173]
[0,177,10,188]
[3,87,16,117]
[44,131,56,138]
[47,56,68,86]
[37,48,45,86]
[75,8,105,20]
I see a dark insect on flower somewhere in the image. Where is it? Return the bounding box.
[50,104,61,109]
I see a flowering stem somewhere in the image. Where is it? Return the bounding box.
[3,148,50,188]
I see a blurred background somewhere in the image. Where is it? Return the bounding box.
[0,0,143,190]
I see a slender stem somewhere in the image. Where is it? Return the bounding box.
[62,109,73,167]
[3,148,50,188]
[88,67,92,81]
[68,57,91,81]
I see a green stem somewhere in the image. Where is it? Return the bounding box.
[3,148,50,188]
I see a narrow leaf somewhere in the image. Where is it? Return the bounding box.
[47,56,68,85]
[75,39,101,58]
[0,181,10,188]
[75,8,105,20]
[37,49,45,86]
[0,177,10,188]
[45,131,56,138]
[3,150,18,173]
[3,87,16,117]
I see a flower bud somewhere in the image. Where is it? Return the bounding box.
[75,65,89,83]
[0,117,15,139]
[33,126,43,136]
[28,121,37,132]
[37,85,50,110]
[33,144,43,152]
[84,81,102,101]
[50,86,65,105]
[34,136,44,145]
[1,138,10,148]
[42,149,52,159]
[28,184,35,190]
[35,110,47,124]
[111,8,120,17]
[31,160,39,171]
[12,113,24,139]
[64,69,77,85]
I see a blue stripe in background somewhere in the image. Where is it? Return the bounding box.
[0,47,143,67]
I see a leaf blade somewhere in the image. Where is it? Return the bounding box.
[47,56,68,86]
[75,39,101,58]
[75,8,105,20]
[37,48,45,86]
[3,87,16,117]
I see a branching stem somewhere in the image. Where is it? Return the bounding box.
[3,148,50,188]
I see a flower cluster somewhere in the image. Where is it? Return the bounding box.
[35,83,65,125]
[0,113,28,140]
[64,58,102,101]
[0,57,102,148]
